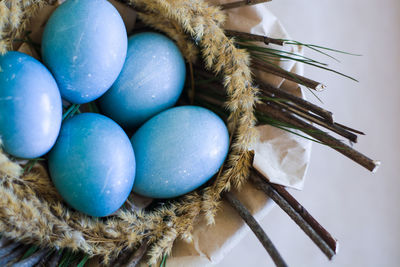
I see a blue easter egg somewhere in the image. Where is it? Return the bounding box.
[0,51,62,159]
[130,106,229,198]
[48,113,135,217]
[99,32,186,128]
[42,0,128,104]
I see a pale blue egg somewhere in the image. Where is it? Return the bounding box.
[42,0,128,104]
[99,32,186,128]
[48,113,135,217]
[0,51,62,159]
[130,106,229,198]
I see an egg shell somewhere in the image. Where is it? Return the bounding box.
[130,106,229,198]
[0,51,62,159]
[99,32,186,129]
[48,113,135,217]
[41,0,128,104]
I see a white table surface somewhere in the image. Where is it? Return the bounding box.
[218,0,400,266]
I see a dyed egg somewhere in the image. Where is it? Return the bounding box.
[131,106,229,198]
[99,32,186,128]
[42,0,128,104]
[0,51,62,159]
[48,113,135,217]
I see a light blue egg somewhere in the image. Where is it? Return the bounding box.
[99,32,186,128]
[130,106,229,198]
[0,51,62,159]
[48,113,135,217]
[42,0,128,104]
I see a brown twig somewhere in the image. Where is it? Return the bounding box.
[258,82,333,123]
[218,0,272,10]
[224,191,288,267]
[195,91,225,107]
[250,170,336,260]
[36,249,53,267]
[261,83,366,139]
[269,183,339,253]
[130,20,151,32]
[197,82,358,143]
[252,57,325,91]
[195,71,357,142]
[257,101,380,172]
[0,237,10,248]
[262,94,358,142]
[0,244,27,266]
[335,122,365,135]
[47,250,62,267]
[193,65,377,170]
[225,30,284,46]
[124,199,136,212]
[121,239,149,267]
[0,242,19,258]
[194,64,333,124]
[12,248,50,267]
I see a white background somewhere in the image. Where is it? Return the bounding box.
[219,0,400,266]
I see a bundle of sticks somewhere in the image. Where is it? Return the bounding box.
[193,35,379,173]
[192,67,356,266]
[225,167,338,267]
[191,20,379,267]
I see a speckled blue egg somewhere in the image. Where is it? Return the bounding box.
[130,106,229,198]
[42,0,128,104]
[48,113,135,217]
[99,32,186,128]
[0,51,62,159]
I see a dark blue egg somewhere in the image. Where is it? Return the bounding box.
[130,106,229,198]
[48,113,135,217]
[0,51,62,159]
[99,32,186,128]
[42,0,128,104]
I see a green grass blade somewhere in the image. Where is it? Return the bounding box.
[254,59,324,103]
[283,40,341,62]
[235,39,329,63]
[272,124,325,144]
[238,38,359,82]
[240,43,330,66]
[256,114,325,144]
[251,48,358,82]
[160,254,168,267]
[62,104,81,121]
[256,113,348,149]
[250,50,328,66]
[62,104,76,121]
[20,245,38,260]
[58,250,72,267]
[305,61,359,82]
[283,39,362,56]
[23,157,45,173]
[77,254,89,267]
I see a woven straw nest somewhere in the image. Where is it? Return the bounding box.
[0,0,258,264]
